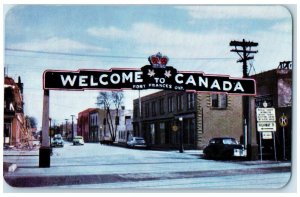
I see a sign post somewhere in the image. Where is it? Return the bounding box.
[39,90,51,168]
[256,106,277,161]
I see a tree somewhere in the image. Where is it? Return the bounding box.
[111,91,124,140]
[96,91,124,142]
[26,116,37,128]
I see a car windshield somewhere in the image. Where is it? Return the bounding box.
[223,138,238,145]
[53,137,62,140]
[75,136,83,139]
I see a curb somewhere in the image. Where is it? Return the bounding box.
[3,165,291,187]
[3,163,17,173]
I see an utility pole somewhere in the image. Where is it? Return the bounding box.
[65,119,68,140]
[139,89,142,137]
[71,115,75,141]
[230,39,258,160]
[49,117,52,146]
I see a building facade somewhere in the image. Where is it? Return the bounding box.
[251,65,292,160]
[77,107,133,143]
[77,108,95,142]
[133,90,243,149]
[4,76,32,147]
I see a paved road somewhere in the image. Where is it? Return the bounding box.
[3,142,292,190]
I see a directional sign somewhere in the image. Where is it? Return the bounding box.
[256,108,276,122]
[257,122,277,132]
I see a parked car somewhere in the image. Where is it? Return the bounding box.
[51,135,64,147]
[203,137,246,160]
[73,136,84,145]
[127,137,147,148]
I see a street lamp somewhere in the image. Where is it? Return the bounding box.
[65,119,68,140]
[179,117,184,153]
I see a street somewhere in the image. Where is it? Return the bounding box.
[3,142,291,190]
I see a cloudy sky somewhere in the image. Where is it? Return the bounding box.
[4,5,293,129]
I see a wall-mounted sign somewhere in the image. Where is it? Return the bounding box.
[43,53,256,95]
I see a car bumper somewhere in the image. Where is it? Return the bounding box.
[51,143,64,147]
[73,141,84,145]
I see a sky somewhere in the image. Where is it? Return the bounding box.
[3,5,293,129]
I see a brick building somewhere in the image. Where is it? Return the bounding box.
[77,108,104,142]
[77,107,133,143]
[133,91,243,149]
[4,76,32,147]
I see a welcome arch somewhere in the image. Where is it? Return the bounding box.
[39,53,256,167]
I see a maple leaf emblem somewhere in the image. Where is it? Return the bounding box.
[164,70,172,78]
[148,69,155,77]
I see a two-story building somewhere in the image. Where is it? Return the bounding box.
[4,76,32,147]
[133,91,244,149]
[77,107,133,143]
[251,63,292,160]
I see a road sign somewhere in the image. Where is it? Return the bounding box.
[262,132,273,139]
[172,125,178,132]
[257,122,276,132]
[256,108,276,122]
[279,114,288,127]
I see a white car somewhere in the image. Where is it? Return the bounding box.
[127,137,147,148]
[73,136,84,145]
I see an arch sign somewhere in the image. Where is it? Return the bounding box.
[43,52,256,95]
[40,52,257,168]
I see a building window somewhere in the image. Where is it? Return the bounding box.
[134,105,138,118]
[151,101,156,116]
[187,93,195,109]
[145,103,150,117]
[177,94,183,111]
[168,96,174,113]
[159,98,165,115]
[211,94,227,109]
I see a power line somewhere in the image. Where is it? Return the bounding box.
[5,48,235,61]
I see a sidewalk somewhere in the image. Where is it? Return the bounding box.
[3,149,39,156]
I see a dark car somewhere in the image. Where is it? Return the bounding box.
[203,137,246,160]
[51,136,64,147]
[127,137,147,148]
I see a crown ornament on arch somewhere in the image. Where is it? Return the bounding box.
[148,52,169,68]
